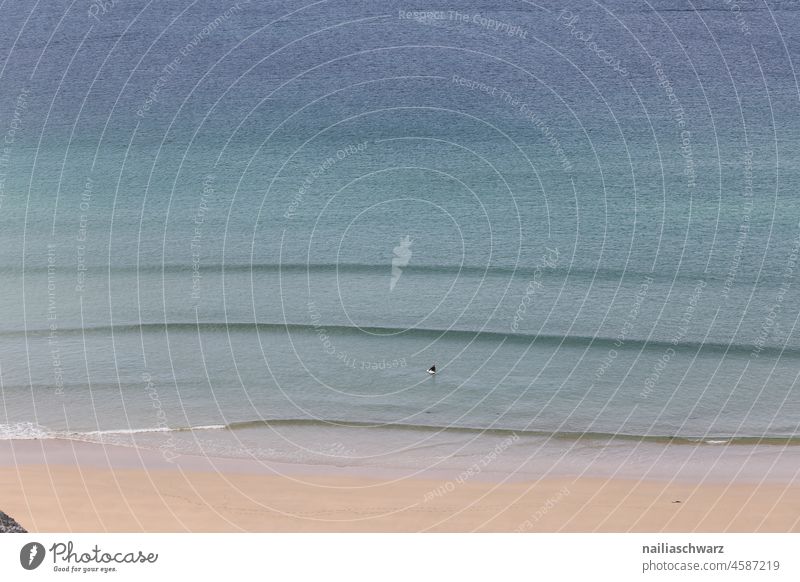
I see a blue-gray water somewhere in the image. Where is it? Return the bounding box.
[1,1,800,474]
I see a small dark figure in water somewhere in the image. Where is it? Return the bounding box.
[427,364,436,375]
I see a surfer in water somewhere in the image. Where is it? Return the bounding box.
[427,364,436,375]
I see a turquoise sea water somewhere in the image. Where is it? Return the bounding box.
[1,1,800,477]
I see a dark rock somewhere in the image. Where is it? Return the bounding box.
[0,510,27,533]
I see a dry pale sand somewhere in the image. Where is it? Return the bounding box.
[1,440,799,532]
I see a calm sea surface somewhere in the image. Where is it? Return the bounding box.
[1,0,800,477]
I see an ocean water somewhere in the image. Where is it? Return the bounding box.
[1,1,800,477]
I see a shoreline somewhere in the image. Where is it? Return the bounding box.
[1,439,799,532]
[4,430,800,483]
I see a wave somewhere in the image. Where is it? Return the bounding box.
[8,320,800,358]
[2,261,545,278]
[1,261,767,285]
[0,422,225,441]
[2,419,797,446]
[0,422,54,440]
[79,425,226,436]
[223,418,800,446]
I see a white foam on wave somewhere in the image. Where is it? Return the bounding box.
[0,422,227,441]
[0,422,55,440]
[76,424,226,440]
[77,424,226,437]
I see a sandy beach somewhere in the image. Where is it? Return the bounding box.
[2,440,799,532]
